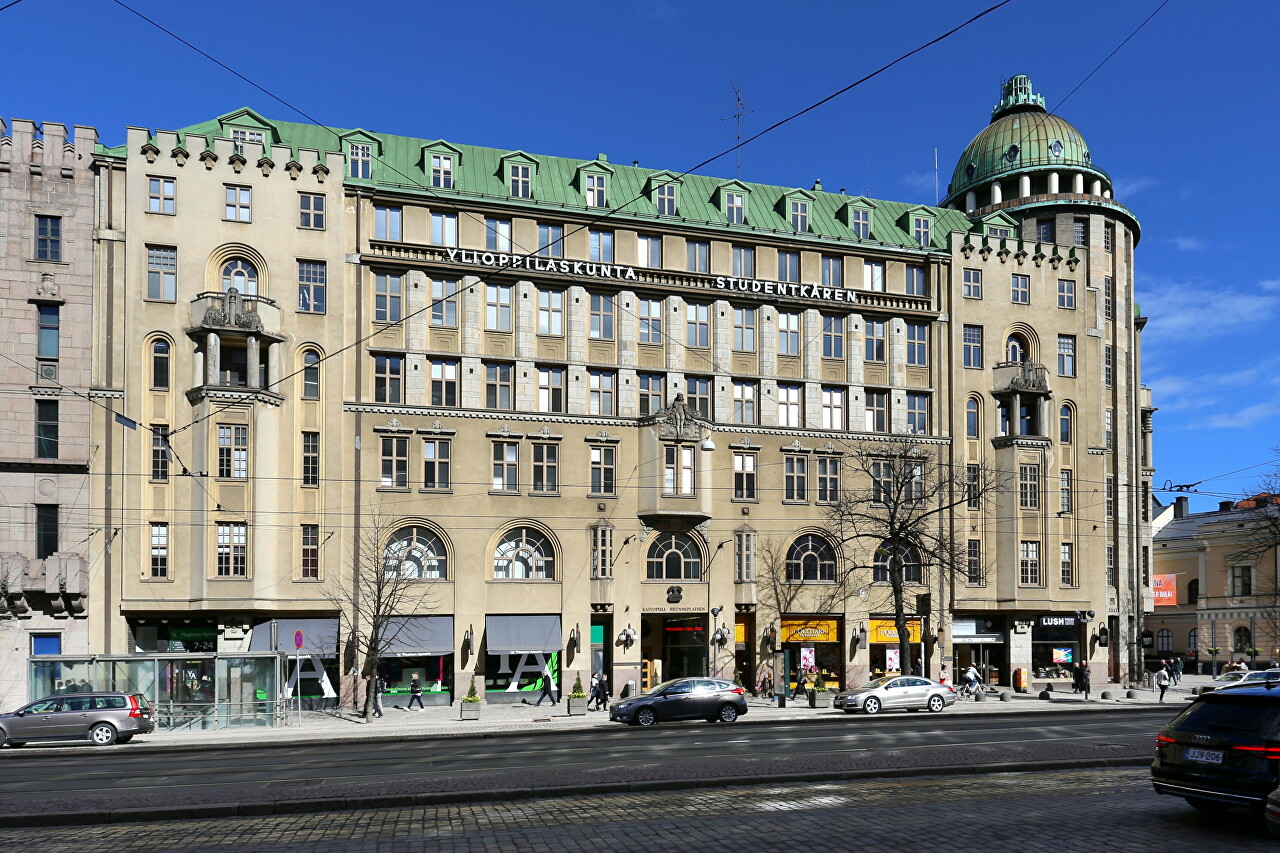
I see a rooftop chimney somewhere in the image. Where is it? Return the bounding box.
[1174,496,1189,518]
[1219,500,1235,512]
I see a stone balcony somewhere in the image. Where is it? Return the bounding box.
[992,361,1049,395]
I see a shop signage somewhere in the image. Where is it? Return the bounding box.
[1153,574,1178,606]
[1038,615,1077,628]
[781,619,839,643]
[167,625,217,653]
[869,619,921,644]
[734,622,747,644]
[645,606,704,613]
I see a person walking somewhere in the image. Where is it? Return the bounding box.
[532,664,558,706]
[1154,666,1170,702]
[759,671,775,704]
[372,673,386,717]
[406,673,425,711]
[587,672,600,711]
[1079,661,1092,698]
[596,671,610,711]
[1172,657,1184,685]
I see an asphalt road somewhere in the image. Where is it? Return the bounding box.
[0,709,1173,818]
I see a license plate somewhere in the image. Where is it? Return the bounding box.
[1185,748,1223,764]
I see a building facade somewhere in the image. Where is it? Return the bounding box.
[0,118,98,709]
[80,75,1154,710]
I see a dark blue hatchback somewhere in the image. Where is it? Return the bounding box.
[609,678,748,727]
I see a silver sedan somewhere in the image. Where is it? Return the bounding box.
[836,676,957,715]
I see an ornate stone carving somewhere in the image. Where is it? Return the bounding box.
[202,288,263,331]
[655,392,707,442]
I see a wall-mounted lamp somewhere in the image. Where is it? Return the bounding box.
[700,435,717,452]
[1096,626,1110,648]
[711,624,730,647]
[568,624,581,651]
[851,621,868,653]
[462,625,474,654]
[617,623,638,649]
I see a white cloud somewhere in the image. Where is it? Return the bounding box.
[1137,276,1280,342]
[1261,279,1280,292]
[1199,398,1280,430]
[1173,236,1206,251]
[1113,176,1158,198]
[899,172,937,196]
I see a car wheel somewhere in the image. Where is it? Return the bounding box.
[1184,797,1228,813]
[718,704,739,724]
[89,723,118,746]
[635,707,657,727]
[927,695,946,713]
[863,697,881,715]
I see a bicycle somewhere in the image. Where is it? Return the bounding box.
[957,679,985,700]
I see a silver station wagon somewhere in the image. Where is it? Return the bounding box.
[0,692,154,747]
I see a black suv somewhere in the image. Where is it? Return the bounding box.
[1152,682,1280,810]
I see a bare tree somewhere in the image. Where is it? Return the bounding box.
[327,506,438,719]
[823,436,1008,677]
[1226,457,1280,659]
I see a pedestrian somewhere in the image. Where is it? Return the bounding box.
[597,671,610,711]
[532,664,558,706]
[1154,666,1170,702]
[1071,662,1083,693]
[407,673,425,710]
[938,663,948,685]
[759,671,775,703]
[370,673,386,717]
[910,660,922,677]
[1173,657,1184,685]
[587,672,600,711]
[793,669,809,702]
[1079,661,1092,698]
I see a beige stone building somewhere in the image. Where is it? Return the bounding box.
[75,75,1153,717]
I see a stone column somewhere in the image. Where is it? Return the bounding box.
[247,337,260,388]
[206,332,220,385]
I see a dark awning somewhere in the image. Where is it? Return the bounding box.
[486,615,562,655]
[248,618,340,656]
[383,616,454,656]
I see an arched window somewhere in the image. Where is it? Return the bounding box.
[1188,628,1198,654]
[785,534,836,582]
[965,398,980,438]
[1234,626,1252,653]
[383,526,446,580]
[221,259,258,295]
[1187,578,1199,605]
[494,527,555,580]
[1059,404,1073,444]
[1156,628,1173,653]
[646,532,702,581]
[151,339,170,390]
[1005,334,1028,364]
[873,540,922,584]
[302,350,321,399]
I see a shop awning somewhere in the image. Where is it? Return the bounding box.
[248,618,340,656]
[486,615,561,655]
[382,616,454,656]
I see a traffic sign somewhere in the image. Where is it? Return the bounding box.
[294,630,304,650]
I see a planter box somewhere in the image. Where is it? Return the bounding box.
[567,697,588,716]
[459,702,480,721]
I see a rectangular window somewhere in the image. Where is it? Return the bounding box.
[784,455,808,502]
[1057,279,1075,309]
[485,217,512,252]
[1106,545,1116,587]
[422,438,451,489]
[1036,219,1055,244]
[1059,469,1073,514]
[686,376,712,418]
[509,164,531,198]
[301,431,320,487]
[1106,476,1115,520]
[963,268,982,299]
[1019,540,1041,585]
[1057,335,1076,377]
[301,524,319,579]
[430,278,459,327]
[725,192,745,224]
[735,529,755,582]
[532,443,559,493]
[864,321,885,362]
[778,312,801,356]
[821,255,843,288]
[146,246,178,301]
[37,304,59,359]
[1104,224,1115,253]
[822,316,844,359]
[588,370,615,416]
[1104,408,1114,450]
[374,273,402,323]
[778,251,800,283]
[217,424,248,479]
[732,245,755,278]
[297,192,325,230]
[870,460,893,504]
[1019,463,1040,510]
[148,177,176,214]
[1104,276,1115,320]
[865,391,888,432]
[374,205,401,241]
[537,224,564,258]
[906,393,929,435]
[35,400,58,459]
[686,240,710,273]
[151,523,169,578]
[589,229,614,263]
[298,261,326,314]
[656,183,678,216]
[374,354,403,403]
[963,325,983,368]
[732,307,756,352]
[864,261,885,292]
[349,143,372,179]
[585,174,607,207]
[485,285,512,331]
[817,457,840,503]
[590,445,616,495]
[537,366,565,413]
[637,234,662,268]
[913,217,930,246]
[791,200,809,232]
[1231,566,1253,597]
[686,303,710,347]
[1011,274,1030,304]
[224,185,251,222]
[1060,543,1075,587]
[379,437,408,488]
[905,265,926,296]
[777,384,802,428]
[485,362,513,410]
[663,444,695,496]
[638,298,662,344]
[966,464,980,510]
[591,524,614,579]
[150,425,170,482]
[1104,345,1115,388]
[34,215,62,261]
[34,504,57,559]
[906,323,928,366]
[966,539,982,585]
[429,359,458,407]
[850,208,870,239]
[430,211,458,247]
[732,381,757,425]
[1073,218,1088,247]
[733,451,757,500]
[231,128,263,151]
[430,154,453,188]
[216,522,248,577]
[638,373,663,416]
[590,293,615,340]
[821,387,845,431]
[988,226,1012,239]
[535,289,565,335]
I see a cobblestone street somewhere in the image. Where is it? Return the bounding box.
[2,767,1272,853]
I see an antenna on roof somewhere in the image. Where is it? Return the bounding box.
[934,148,939,205]
[721,83,754,179]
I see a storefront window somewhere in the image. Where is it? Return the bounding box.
[1032,615,1080,677]
[780,618,843,690]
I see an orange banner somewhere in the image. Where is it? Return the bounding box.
[1153,574,1178,606]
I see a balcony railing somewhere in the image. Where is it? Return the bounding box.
[992,361,1049,394]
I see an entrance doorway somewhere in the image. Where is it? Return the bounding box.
[641,614,707,686]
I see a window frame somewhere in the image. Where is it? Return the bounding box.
[422,438,451,490]
[147,176,176,215]
[35,214,62,261]
[298,260,327,314]
[223,184,252,223]
[146,245,178,301]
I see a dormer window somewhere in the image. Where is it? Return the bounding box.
[585,173,607,208]
[726,192,745,224]
[791,200,809,232]
[850,207,870,239]
[656,182,677,215]
[913,216,931,247]
[510,164,531,198]
[349,143,372,179]
[431,154,453,188]
[231,129,263,154]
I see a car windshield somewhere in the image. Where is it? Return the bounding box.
[642,679,684,696]
[857,677,895,690]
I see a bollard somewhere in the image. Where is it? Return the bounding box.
[1038,690,1052,700]
[1000,691,1012,702]
[975,690,988,702]
[1125,689,1138,699]
[1100,690,1113,700]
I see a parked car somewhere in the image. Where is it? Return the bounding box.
[1152,683,1280,811]
[836,676,956,715]
[1215,670,1280,689]
[0,692,153,747]
[609,678,748,727]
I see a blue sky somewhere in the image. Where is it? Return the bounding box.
[7,0,1277,510]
